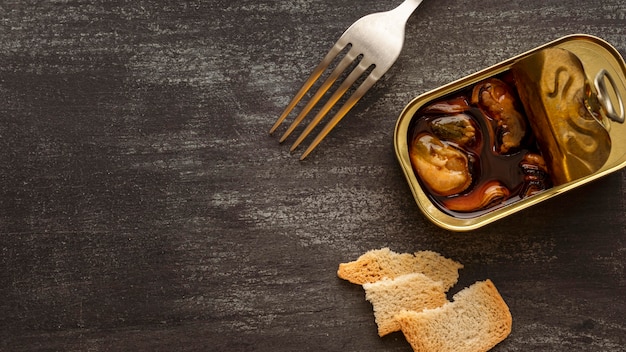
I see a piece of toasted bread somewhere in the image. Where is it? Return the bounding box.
[337,247,463,290]
[396,279,512,352]
[363,273,448,337]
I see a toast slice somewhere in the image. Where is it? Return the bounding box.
[337,247,463,290]
[396,279,512,352]
[363,273,448,337]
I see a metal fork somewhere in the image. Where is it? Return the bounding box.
[269,0,423,160]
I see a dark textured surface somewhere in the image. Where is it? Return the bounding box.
[1,0,625,351]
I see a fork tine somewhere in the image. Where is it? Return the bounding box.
[299,73,379,160]
[279,47,358,143]
[290,60,371,152]
[269,41,347,135]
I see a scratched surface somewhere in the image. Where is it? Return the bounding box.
[1,0,625,351]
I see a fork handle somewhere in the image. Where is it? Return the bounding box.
[392,0,423,23]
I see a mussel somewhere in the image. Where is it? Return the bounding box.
[430,114,477,147]
[472,78,527,154]
[442,180,510,212]
[409,133,472,196]
[421,96,471,115]
[519,153,552,197]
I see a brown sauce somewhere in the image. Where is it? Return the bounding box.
[408,73,552,218]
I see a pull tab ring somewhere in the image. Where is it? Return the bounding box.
[594,69,625,123]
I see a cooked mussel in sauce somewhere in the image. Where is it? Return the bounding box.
[408,73,553,215]
[410,134,472,197]
[472,78,528,154]
[430,114,477,147]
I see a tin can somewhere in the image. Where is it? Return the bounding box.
[394,34,626,231]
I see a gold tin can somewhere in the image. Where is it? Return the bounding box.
[394,34,626,231]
